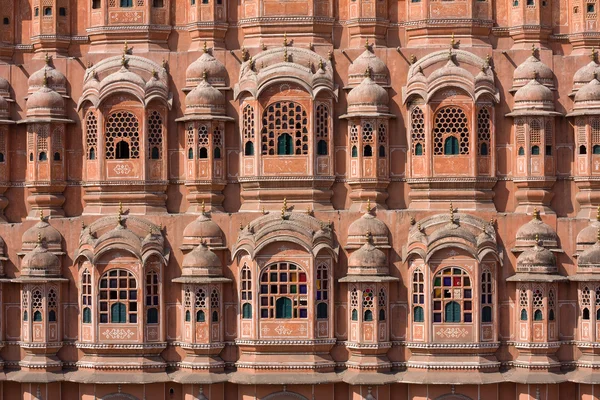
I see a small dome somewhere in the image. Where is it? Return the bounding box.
[185,78,226,116]
[573,60,600,93]
[513,79,554,106]
[22,218,63,252]
[182,213,224,248]
[347,76,389,114]
[347,240,388,276]
[347,212,390,248]
[96,224,142,248]
[145,74,168,93]
[515,211,559,249]
[348,49,388,86]
[579,241,600,268]
[181,243,222,277]
[21,241,61,277]
[516,242,556,274]
[427,59,474,85]
[577,215,600,251]
[99,66,146,92]
[186,50,227,89]
[512,55,553,91]
[28,62,67,96]
[0,76,9,98]
[574,78,600,103]
[26,86,65,118]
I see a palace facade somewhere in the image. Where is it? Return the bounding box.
[0,0,600,399]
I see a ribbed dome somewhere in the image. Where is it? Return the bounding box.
[186,50,227,89]
[22,218,62,252]
[182,213,224,248]
[347,240,388,276]
[515,211,559,249]
[348,49,387,86]
[512,55,553,91]
[579,241,600,267]
[26,86,65,118]
[513,79,554,105]
[573,60,600,91]
[427,59,474,85]
[99,66,146,92]
[574,78,600,103]
[347,76,389,114]
[185,78,226,116]
[516,242,556,274]
[28,63,67,96]
[21,240,61,277]
[181,242,222,277]
[347,212,390,248]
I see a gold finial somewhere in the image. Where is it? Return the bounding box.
[318,59,324,71]
[203,41,208,53]
[366,198,371,212]
[410,54,417,64]
[42,69,48,87]
[417,222,422,231]
[121,53,127,67]
[596,205,600,221]
[241,47,249,61]
[151,68,157,79]
[201,200,206,214]
[248,57,254,70]
[591,47,598,62]
[535,233,540,245]
[39,210,44,221]
[449,202,455,223]
[328,50,333,61]
[410,216,416,225]
[532,207,540,220]
[283,47,288,62]
[162,59,168,69]
[450,32,455,48]
[283,32,288,47]
[364,38,370,51]
[262,206,267,215]
[202,70,208,81]
[597,228,600,243]
[123,41,128,55]
[365,230,373,242]
[81,220,85,230]
[262,43,267,51]
[281,198,287,219]
[118,201,123,216]
[44,52,50,65]
[37,232,42,245]
[447,47,453,61]
[364,67,371,78]
[531,44,537,58]
[240,222,244,230]
[490,217,495,226]
[306,206,312,215]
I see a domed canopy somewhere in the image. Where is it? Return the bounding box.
[346,75,389,115]
[568,78,600,117]
[348,48,388,87]
[571,58,600,96]
[22,216,63,253]
[516,240,556,274]
[185,48,228,90]
[184,76,226,117]
[182,213,225,250]
[347,239,388,276]
[578,238,600,269]
[510,79,556,115]
[346,212,390,249]
[20,239,61,278]
[511,53,554,92]
[26,85,66,119]
[182,243,222,275]
[28,57,68,97]
[514,210,559,251]
[576,211,600,253]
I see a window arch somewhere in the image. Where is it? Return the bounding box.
[481,270,493,323]
[147,110,163,160]
[241,265,252,319]
[363,288,374,321]
[316,263,329,319]
[99,269,138,324]
[86,111,98,160]
[243,104,255,156]
[195,287,206,322]
[433,267,472,323]
[198,125,209,159]
[411,107,425,156]
[412,269,425,322]
[548,288,556,321]
[105,111,140,160]
[532,287,544,321]
[32,288,43,322]
[477,108,491,156]
[519,288,528,321]
[315,103,330,156]
[261,101,308,156]
[210,288,219,322]
[48,287,58,322]
[378,287,386,321]
[184,287,192,322]
[350,287,358,321]
[433,106,469,155]
[260,262,307,319]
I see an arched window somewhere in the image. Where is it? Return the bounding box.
[196,310,205,322]
[317,140,328,155]
[261,101,308,156]
[352,146,358,157]
[481,270,493,323]
[548,288,556,322]
[195,287,206,323]
[351,309,358,321]
[105,111,140,159]
[245,141,254,156]
[44,7,53,16]
[594,145,600,154]
[48,287,58,322]
[444,137,459,155]
[364,309,373,321]
[260,262,307,319]
[34,311,43,321]
[413,306,424,322]
[89,148,96,160]
[83,307,91,323]
[39,152,47,161]
[275,297,292,319]
[277,133,293,155]
[188,148,194,159]
[121,0,133,6]
[210,288,219,322]
[531,145,540,155]
[317,302,328,319]
[151,147,160,159]
[185,310,191,322]
[82,269,92,323]
[482,306,492,323]
[49,310,56,322]
[411,107,425,155]
[59,7,67,16]
[23,311,28,321]
[480,143,488,156]
[378,287,386,321]
[520,288,528,321]
[415,143,423,156]
[363,287,374,321]
[583,308,590,320]
[433,267,472,323]
[199,147,208,159]
[86,111,98,160]
[580,145,587,155]
[212,310,219,322]
[518,147,525,155]
[54,152,61,161]
[32,289,43,322]
[379,145,386,157]
[99,269,137,324]
[533,287,544,321]
[434,106,469,155]
[363,145,373,157]
[242,303,252,319]
[350,287,358,321]
[520,309,528,321]
[146,271,160,325]
[534,309,543,321]
[477,108,491,156]
[214,147,221,159]
[116,141,130,159]
[241,265,252,319]
[379,309,386,321]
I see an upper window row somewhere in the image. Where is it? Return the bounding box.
[92,0,165,9]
